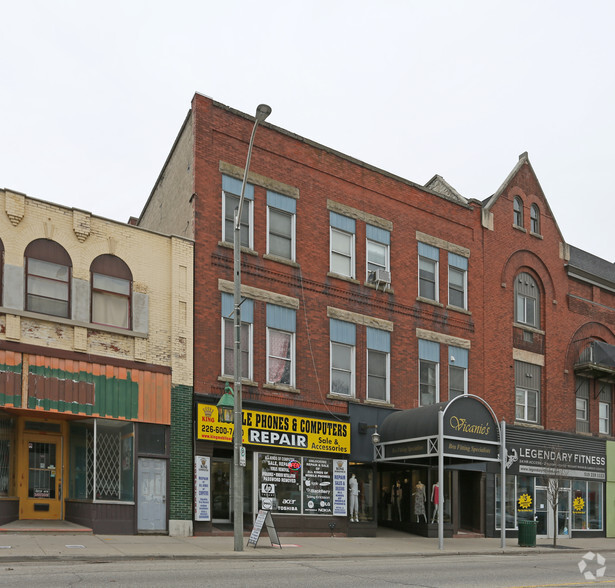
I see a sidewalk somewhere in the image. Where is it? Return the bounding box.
[0,526,613,562]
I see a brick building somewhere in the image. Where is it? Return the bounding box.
[0,189,193,535]
[138,93,614,539]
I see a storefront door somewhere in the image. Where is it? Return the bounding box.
[535,486,570,539]
[212,459,231,523]
[20,435,62,519]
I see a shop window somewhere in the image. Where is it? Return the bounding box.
[367,328,390,402]
[222,174,254,249]
[266,304,296,387]
[330,212,355,278]
[138,423,167,455]
[69,420,134,502]
[576,377,589,433]
[419,339,439,406]
[90,254,132,329]
[515,361,540,423]
[572,480,603,530]
[418,242,439,301]
[448,253,467,309]
[448,346,468,399]
[515,272,540,328]
[513,196,524,227]
[495,474,535,530]
[530,204,540,234]
[267,191,296,260]
[330,319,356,397]
[0,416,14,497]
[599,383,612,435]
[221,293,253,380]
[366,224,390,284]
[25,239,71,318]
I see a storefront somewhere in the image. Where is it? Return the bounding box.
[194,400,351,534]
[490,427,606,539]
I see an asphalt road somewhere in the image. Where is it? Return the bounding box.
[0,552,613,587]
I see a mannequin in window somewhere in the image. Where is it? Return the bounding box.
[391,480,402,521]
[348,473,359,522]
[413,481,427,523]
[431,482,440,523]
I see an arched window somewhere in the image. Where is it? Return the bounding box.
[90,255,132,329]
[530,204,540,234]
[515,272,540,328]
[513,196,524,227]
[25,239,71,318]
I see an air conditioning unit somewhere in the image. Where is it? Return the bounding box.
[375,269,391,284]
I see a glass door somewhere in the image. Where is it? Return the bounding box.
[21,436,62,519]
[212,459,231,523]
[535,487,548,536]
[535,485,571,539]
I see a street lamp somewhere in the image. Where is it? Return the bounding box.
[216,383,235,424]
[231,103,271,552]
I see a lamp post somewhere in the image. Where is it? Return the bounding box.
[231,103,271,552]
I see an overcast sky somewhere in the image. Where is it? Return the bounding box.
[2,1,614,260]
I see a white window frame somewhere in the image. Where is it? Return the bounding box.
[599,401,610,435]
[419,359,439,406]
[330,341,355,397]
[223,190,253,249]
[419,256,438,301]
[330,227,355,278]
[221,317,253,381]
[576,396,588,422]
[448,265,467,310]
[515,387,539,423]
[266,327,295,387]
[530,204,540,234]
[366,238,390,281]
[448,364,467,399]
[367,348,389,402]
[267,204,295,261]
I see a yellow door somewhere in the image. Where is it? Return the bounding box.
[19,435,63,519]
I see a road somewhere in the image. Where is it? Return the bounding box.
[0,552,612,587]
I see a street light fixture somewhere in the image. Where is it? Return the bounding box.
[216,383,235,424]
[231,103,271,552]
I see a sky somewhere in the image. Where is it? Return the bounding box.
[2,1,614,260]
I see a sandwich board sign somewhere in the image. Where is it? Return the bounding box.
[247,509,281,548]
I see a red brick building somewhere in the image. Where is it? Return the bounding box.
[138,94,614,539]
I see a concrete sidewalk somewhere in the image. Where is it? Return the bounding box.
[0,527,613,562]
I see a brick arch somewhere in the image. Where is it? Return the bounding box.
[500,249,556,303]
[564,321,615,372]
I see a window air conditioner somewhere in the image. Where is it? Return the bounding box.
[375,269,391,284]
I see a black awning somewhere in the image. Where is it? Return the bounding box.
[380,401,447,442]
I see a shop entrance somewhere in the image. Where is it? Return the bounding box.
[19,434,63,519]
[457,470,482,533]
[536,486,571,539]
[212,459,232,523]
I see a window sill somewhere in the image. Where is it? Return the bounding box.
[416,297,444,308]
[513,322,545,335]
[513,225,527,233]
[0,307,148,338]
[363,281,394,294]
[446,304,471,315]
[263,383,300,394]
[218,375,259,388]
[513,421,544,429]
[326,393,360,403]
[218,241,259,257]
[327,272,360,284]
[530,231,543,240]
[263,254,299,268]
[364,398,394,408]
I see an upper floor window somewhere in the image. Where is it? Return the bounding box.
[91,255,132,329]
[419,339,440,406]
[448,253,468,309]
[599,382,612,435]
[515,361,540,423]
[418,243,439,301]
[267,191,296,261]
[513,196,523,227]
[448,346,468,399]
[330,319,356,397]
[221,293,253,380]
[515,272,540,328]
[266,304,296,387]
[367,327,390,402]
[330,212,355,278]
[576,377,589,433]
[366,224,390,285]
[222,174,254,248]
[530,204,540,234]
[25,239,71,318]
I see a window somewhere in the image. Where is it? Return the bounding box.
[366,224,390,282]
[515,272,540,328]
[267,304,296,387]
[221,293,253,380]
[448,346,468,399]
[367,328,390,402]
[418,243,439,301]
[599,383,612,435]
[330,212,355,278]
[222,174,254,248]
[515,361,540,423]
[513,196,523,227]
[330,319,355,396]
[90,255,132,329]
[530,204,540,234]
[267,191,296,260]
[419,339,439,406]
[0,239,3,307]
[448,253,468,309]
[25,239,71,318]
[576,377,589,433]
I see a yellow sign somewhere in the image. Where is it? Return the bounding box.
[197,404,350,454]
[518,493,532,511]
[573,496,585,513]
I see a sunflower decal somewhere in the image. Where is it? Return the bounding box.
[573,496,585,513]
[518,493,532,510]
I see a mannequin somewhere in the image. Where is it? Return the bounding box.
[431,482,440,523]
[348,473,359,522]
[413,480,427,523]
[391,480,402,521]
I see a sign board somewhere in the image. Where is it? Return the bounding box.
[247,509,281,548]
[197,404,350,454]
[194,456,211,521]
